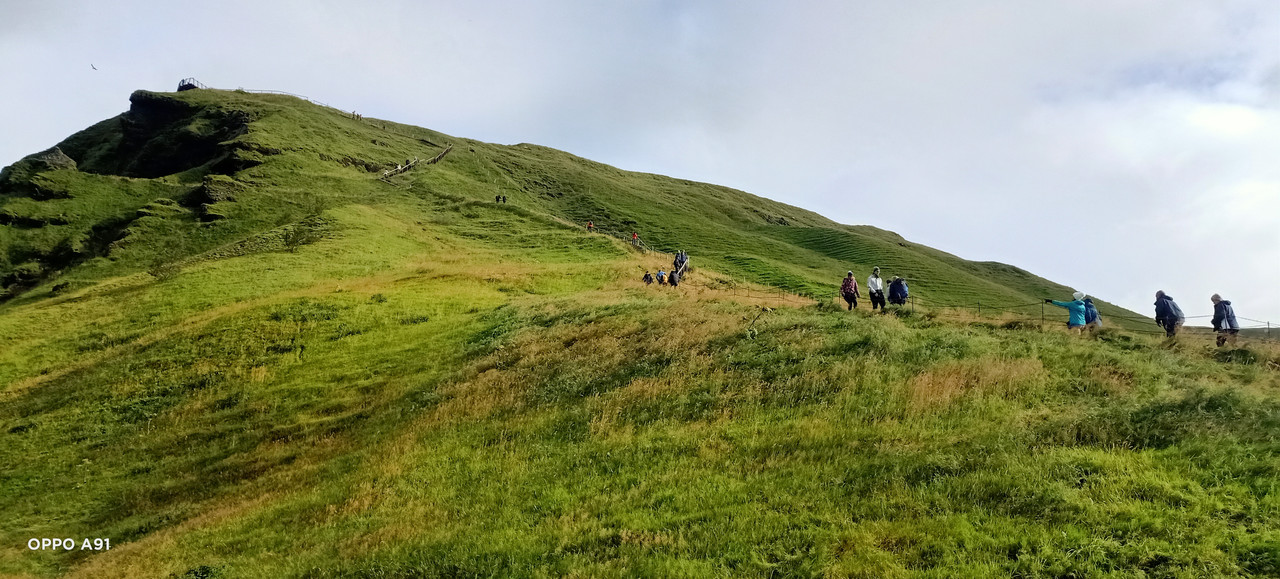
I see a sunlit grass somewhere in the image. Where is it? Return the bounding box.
[2,88,1279,578]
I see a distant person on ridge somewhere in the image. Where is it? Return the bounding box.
[632,232,639,246]
[1083,298,1102,331]
[1154,291,1185,337]
[1045,292,1088,333]
[586,220,595,232]
[1211,294,1240,347]
[840,271,861,310]
[642,271,654,285]
[888,276,908,306]
[867,267,886,311]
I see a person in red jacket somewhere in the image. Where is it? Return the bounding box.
[586,220,595,232]
[840,271,861,310]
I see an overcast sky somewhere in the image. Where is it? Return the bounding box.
[3,0,1278,324]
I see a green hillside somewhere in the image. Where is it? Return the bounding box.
[2,89,1279,578]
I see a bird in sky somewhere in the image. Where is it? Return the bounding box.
[90,64,97,70]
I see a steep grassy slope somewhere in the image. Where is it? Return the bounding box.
[2,89,1139,326]
[2,89,1279,578]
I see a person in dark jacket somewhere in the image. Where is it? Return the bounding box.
[1083,298,1102,331]
[840,271,860,310]
[1154,290,1185,337]
[888,276,908,305]
[642,271,654,285]
[1211,294,1240,347]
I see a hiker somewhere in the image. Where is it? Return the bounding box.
[867,267,886,311]
[1154,291,1185,337]
[657,270,667,285]
[888,276,908,305]
[632,232,639,246]
[1083,298,1102,331]
[1211,294,1240,346]
[495,195,501,203]
[502,195,507,204]
[1045,291,1088,333]
[642,271,654,285]
[586,220,595,232]
[840,271,861,310]
[668,251,687,285]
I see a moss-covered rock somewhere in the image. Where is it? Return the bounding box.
[0,147,78,195]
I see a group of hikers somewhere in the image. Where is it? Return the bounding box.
[600,215,1251,349]
[840,267,909,311]
[642,250,691,288]
[1045,290,1242,346]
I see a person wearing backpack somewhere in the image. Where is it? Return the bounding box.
[888,276,908,306]
[1046,291,1088,334]
[1083,298,1102,331]
[1154,291,1185,337]
[1211,294,1240,347]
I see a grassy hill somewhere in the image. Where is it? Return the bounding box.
[2,88,1279,578]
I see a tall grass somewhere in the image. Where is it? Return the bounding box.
[2,88,1278,578]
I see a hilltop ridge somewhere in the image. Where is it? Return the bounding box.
[1,88,1140,325]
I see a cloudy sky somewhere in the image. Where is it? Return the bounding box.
[3,0,1279,324]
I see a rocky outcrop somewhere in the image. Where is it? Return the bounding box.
[0,147,78,195]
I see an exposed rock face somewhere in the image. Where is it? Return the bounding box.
[0,147,78,195]
[53,91,255,179]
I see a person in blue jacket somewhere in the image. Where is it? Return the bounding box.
[1211,294,1240,347]
[888,276,909,305]
[1154,290,1185,337]
[1083,297,1102,332]
[1045,291,1088,334]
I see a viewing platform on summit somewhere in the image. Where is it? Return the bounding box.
[177,77,209,92]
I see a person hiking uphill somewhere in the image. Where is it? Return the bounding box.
[1083,298,1102,331]
[670,251,689,285]
[888,276,908,306]
[656,270,667,285]
[867,267,886,311]
[586,220,595,233]
[642,271,654,285]
[1154,291,1185,337]
[1045,292,1088,333]
[1211,294,1240,347]
[840,271,861,310]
